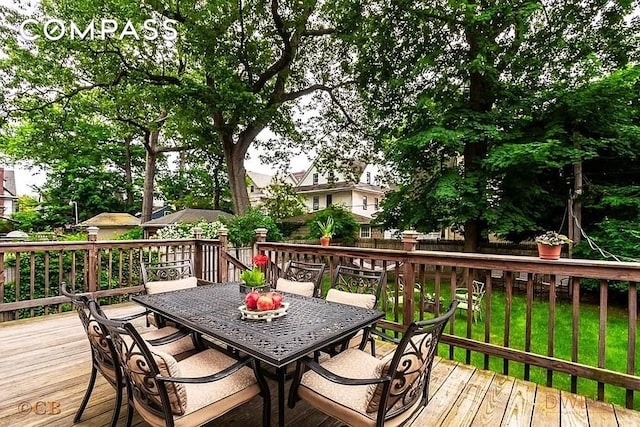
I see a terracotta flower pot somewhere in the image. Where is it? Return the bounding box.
[537,243,562,260]
[320,236,331,246]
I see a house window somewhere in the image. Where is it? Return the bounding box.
[313,173,319,185]
[374,198,379,210]
[328,171,335,182]
[250,185,255,193]
[360,225,371,239]
[366,172,371,184]
[326,194,332,207]
[362,196,368,210]
[313,196,319,210]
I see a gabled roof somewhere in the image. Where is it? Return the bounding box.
[296,182,386,194]
[2,170,17,197]
[79,213,140,227]
[247,170,274,189]
[141,208,233,227]
[291,171,306,183]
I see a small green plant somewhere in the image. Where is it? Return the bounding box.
[316,216,334,238]
[239,255,268,286]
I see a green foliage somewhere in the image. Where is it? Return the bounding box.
[307,205,359,246]
[239,268,265,286]
[262,182,306,221]
[117,227,144,240]
[10,196,41,232]
[316,216,334,238]
[154,220,224,240]
[222,208,282,247]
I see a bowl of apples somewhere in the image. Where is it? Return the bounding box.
[239,290,289,321]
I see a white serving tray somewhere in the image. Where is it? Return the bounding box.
[238,302,290,321]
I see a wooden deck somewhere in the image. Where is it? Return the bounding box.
[1,304,638,427]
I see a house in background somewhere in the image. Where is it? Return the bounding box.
[247,170,297,207]
[294,159,387,219]
[141,208,233,238]
[135,205,173,221]
[0,168,18,219]
[78,213,140,240]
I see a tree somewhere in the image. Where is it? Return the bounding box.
[222,208,282,247]
[262,181,306,220]
[0,0,364,216]
[337,0,639,251]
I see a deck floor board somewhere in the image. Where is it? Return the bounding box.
[1,302,638,427]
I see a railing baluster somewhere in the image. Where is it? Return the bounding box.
[29,252,35,318]
[504,271,512,376]
[547,274,556,387]
[465,271,472,365]
[449,267,457,360]
[571,276,580,393]
[525,272,533,381]
[484,269,492,370]
[44,252,50,315]
[598,279,607,401]
[627,281,637,409]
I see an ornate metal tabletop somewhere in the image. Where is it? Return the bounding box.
[133,283,384,367]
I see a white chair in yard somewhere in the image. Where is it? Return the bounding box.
[454,280,485,323]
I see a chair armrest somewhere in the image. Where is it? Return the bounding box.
[300,356,390,386]
[196,278,217,286]
[157,355,253,384]
[145,328,193,346]
[369,328,401,345]
[111,311,148,322]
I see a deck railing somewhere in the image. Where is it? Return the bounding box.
[2,228,640,409]
[255,231,640,409]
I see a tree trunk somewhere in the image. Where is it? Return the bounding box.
[123,136,134,209]
[212,153,223,210]
[141,130,159,223]
[223,138,250,214]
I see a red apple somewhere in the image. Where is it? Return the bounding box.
[256,294,275,311]
[244,290,261,310]
[269,292,283,309]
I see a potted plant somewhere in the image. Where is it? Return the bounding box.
[239,254,270,293]
[535,231,572,260]
[317,216,334,246]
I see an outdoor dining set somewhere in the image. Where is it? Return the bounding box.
[61,258,457,427]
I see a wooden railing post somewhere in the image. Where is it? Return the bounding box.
[87,226,99,293]
[254,228,268,253]
[219,227,228,282]
[192,227,203,279]
[402,230,419,328]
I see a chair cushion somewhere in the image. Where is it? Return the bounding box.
[326,289,376,309]
[146,276,198,294]
[276,278,315,297]
[177,349,258,414]
[142,327,195,355]
[300,348,381,415]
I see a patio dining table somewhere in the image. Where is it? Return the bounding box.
[132,282,385,427]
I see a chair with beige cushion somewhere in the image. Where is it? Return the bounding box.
[142,260,198,327]
[289,302,457,427]
[88,300,271,427]
[454,280,485,323]
[322,266,386,356]
[61,283,195,427]
[275,260,326,297]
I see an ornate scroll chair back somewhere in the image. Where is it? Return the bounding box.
[289,302,457,427]
[141,259,194,286]
[60,282,126,427]
[87,300,271,427]
[374,302,458,422]
[330,265,386,307]
[277,260,326,297]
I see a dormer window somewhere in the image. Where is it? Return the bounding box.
[313,173,319,185]
[366,172,371,184]
[363,196,368,210]
[328,171,335,183]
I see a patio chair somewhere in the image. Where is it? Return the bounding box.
[454,280,485,323]
[288,301,457,427]
[61,283,196,427]
[322,266,386,356]
[275,260,326,297]
[141,259,198,327]
[87,300,271,427]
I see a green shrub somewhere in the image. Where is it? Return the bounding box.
[307,205,359,246]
